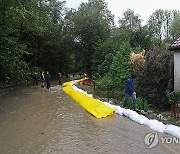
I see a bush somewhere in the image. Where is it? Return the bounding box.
[134,46,174,109]
[95,75,117,97]
[167,91,180,119]
[167,91,180,104]
[125,97,149,111]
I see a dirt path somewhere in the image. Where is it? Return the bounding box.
[0,84,179,154]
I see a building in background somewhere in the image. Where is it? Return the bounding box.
[169,37,180,91]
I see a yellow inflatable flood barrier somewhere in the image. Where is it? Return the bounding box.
[62,79,115,118]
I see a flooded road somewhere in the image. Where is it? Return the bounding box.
[0,83,180,154]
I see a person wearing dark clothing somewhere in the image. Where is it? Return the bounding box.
[57,71,62,85]
[123,73,137,110]
[46,71,51,89]
[41,71,45,88]
[33,72,39,86]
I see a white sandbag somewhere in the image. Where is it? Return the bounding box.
[101,101,108,105]
[134,114,149,125]
[128,111,139,121]
[143,117,152,127]
[110,104,118,108]
[144,119,165,133]
[72,85,85,93]
[151,121,165,133]
[115,106,123,115]
[122,109,131,117]
[102,102,114,108]
[72,85,93,97]
[164,125,180,138]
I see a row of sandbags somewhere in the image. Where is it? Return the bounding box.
[102,102,180,139]
[65,79,180,139]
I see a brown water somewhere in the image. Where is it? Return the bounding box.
[0,83,179,154]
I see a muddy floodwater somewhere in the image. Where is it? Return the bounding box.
[0,83,180,154]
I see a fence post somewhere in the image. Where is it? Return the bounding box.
[93,81,95,97]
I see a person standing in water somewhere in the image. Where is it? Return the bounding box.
[45,71,51,89]
[33,72,39,86]
[41,71,45,88]
[57,71,62,85]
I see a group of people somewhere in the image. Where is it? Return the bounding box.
[32,71,51,89]
[33,70,137,110]
[32,71,63,89]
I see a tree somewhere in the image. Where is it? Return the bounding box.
[111,27,131,48]
[135,46,173,109]
[148,9,165,40]
[70,0,114,75]
[109,42,132,90]
[92,39,116,75]
[0,0,30,84]
[147,9,177,42]
[0,0,74,84]
[116,9,142,50]
[19,0,74,76]
[170,12,180,39]
[163,10,173,41]
[129,26,153,50]
[97,53,114,77]
[119,9,142,31]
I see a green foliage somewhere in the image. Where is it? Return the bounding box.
[111,27,131,48]
[109,42,133,90]
[119,9,142,31]
[96,75,116,91]
[147,9,179,41]
[167,91,180,104]
[70,0,114,74]
[148,9,167,40]
[0,0,72,85]
[125,97,149,111]
[170,12,180,39]
[0,31,29,85]
[137,97,149,111]
[113,9,143,49]
[92,39,116,75]
[97,53,114,76]
[136,46,173,109]
[129,26,153,50]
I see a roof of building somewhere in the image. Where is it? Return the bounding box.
[169,37,180,51]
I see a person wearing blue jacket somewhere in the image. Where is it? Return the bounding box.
[123,73,137,110]
[45,71,51,89]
